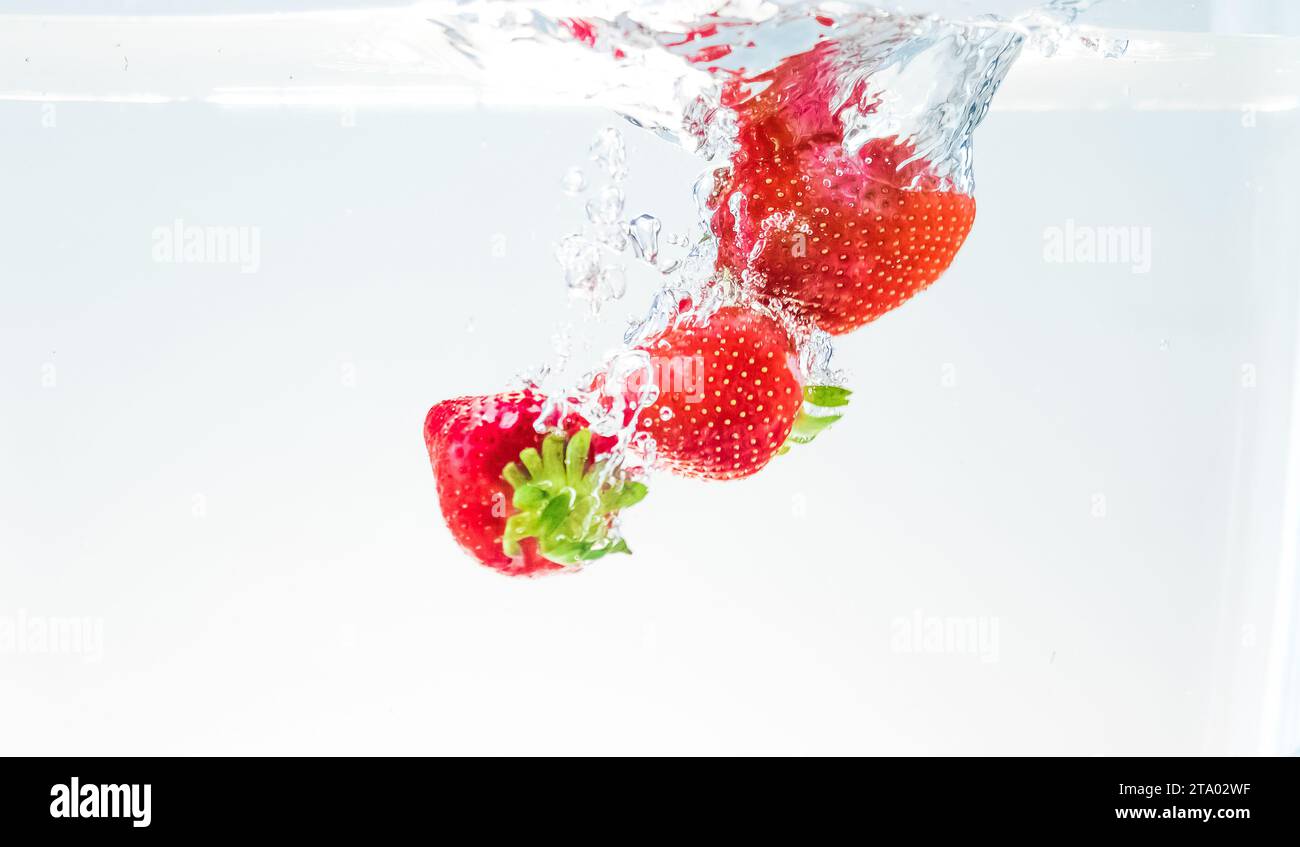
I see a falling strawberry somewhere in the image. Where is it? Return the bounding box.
[423,390,647,577]
[635,304,849,480]
[711,45,977,335]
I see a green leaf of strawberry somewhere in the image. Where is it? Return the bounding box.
[499,430,645,566]
[803,385,852,408]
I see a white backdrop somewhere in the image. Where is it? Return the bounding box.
[1,6,1298,755]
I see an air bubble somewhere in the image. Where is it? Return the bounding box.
[590,126,628,181]
[555,234,602,296]
[561,166,587,195]
[586,185,626,225]
[599,265,628,301]
[629,214,663,265]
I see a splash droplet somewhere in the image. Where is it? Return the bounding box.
[624,287,682,347]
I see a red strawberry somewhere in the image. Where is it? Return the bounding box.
[719,40,851,148]
[635,305,849,480]
[712,46,977,335]
[423,390,647,577]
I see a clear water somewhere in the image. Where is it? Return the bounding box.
[1,1,1298,754]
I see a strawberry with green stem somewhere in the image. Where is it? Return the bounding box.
[424,390,647,577]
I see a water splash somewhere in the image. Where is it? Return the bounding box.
[421,1,1117,185]
[556,126,635,314]
[485,0,1118,475]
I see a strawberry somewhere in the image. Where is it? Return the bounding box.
[423,390,647,577]
[711,45,977,335]
[635,304,849,480]
[718,40,850,148]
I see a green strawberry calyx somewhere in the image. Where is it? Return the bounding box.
[500,429,648,566]
[780,385,852,454]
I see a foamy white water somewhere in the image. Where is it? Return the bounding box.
[1,3,1296,111]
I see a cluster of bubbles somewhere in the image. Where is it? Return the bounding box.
[541,124,689,476]
[553,127,631,312]
[554,124,713,317]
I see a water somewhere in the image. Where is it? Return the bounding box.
[1,1,1298,755]
[507,0,1045,479]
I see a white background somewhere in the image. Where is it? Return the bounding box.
[1,3,1298,754]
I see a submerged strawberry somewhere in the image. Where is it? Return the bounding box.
[424,390,647,577]
[636,305,849,480]
[712,44,977,335]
